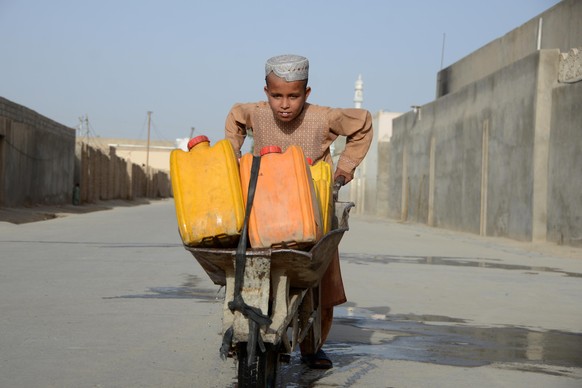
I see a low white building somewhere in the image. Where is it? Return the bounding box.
[346,110,401,215]
[335,75,402,215]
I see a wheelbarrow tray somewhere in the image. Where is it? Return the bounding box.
[184,202,354,289]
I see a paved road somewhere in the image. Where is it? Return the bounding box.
[1,200,581,387]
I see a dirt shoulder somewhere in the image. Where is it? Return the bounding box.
[0,199,154,225]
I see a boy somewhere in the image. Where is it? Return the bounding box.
[225,54,373,369]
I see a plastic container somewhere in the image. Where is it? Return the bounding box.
[170,135,245,247]
[240,145,322,249]
[308,158,333,234]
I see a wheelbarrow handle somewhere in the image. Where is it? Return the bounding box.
[333,175,346,202]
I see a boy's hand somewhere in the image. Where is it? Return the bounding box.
[333,168,351,184]
[333,175,346,202]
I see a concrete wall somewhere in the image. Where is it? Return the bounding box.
[382,0,582,247]
[0,97,75,207]
[0,96,171,208]
[387,50,560,242]
[436,0,582,98]
[547,80,582,246]
[75,137,173,204]
[75,141,172,205]
[376,140,391,218]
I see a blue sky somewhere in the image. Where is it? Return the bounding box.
[0,0,560,143]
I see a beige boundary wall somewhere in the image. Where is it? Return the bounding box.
[0,96,170,208]
[75,141,171,204]
[383,0,582,247]
[388,50,555,240]
[0,97,75,207]
[386,48,581,246]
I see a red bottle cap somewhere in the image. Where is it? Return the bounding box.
[187,135,210,150]
[260,145,282,156]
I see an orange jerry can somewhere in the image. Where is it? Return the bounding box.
[240,145,322,249]
[170,135,245,247]
[308,158,333,234]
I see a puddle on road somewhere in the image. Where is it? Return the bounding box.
[106,254,582,384]
[325,305,582,370]
[342,253,582,278]
[273,305,582,386]
[104,274,223,301]
[326,253,582,375]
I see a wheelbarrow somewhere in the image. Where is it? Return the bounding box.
[184,201,354,386]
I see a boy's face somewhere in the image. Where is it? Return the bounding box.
[264,73,311,123]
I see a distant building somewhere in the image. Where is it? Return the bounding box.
[80,137,180,172]
[348,109,401,215]
[338,75,402,215]
[354,74,364,109]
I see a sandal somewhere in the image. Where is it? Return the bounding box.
[301,349,333,370]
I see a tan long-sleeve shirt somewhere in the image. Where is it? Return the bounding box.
[224,102,373,182]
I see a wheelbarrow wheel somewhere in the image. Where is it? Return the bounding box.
[236,342,278,387]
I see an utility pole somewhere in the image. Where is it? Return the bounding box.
[78,114,90,139]
[190,127,195,138]
[146,111,152,175]
[146,111,152,197]
[440,33,446,70]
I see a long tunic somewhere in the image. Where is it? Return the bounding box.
[224,101,373,307]
[225,101,373,181]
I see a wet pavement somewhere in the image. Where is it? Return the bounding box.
[341,253,582,278]
[104,274,224,301]
[114,266,582,385]
[329,306,582,370]
[2,200,581,387]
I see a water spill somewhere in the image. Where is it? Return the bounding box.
[270,305,582,386]
[104,274,224,301]
[341,253,582,278]
[264,308,581,386]
[106,258,581,383]
[328,306,582,369]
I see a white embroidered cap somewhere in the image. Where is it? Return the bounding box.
[265,54,309,82]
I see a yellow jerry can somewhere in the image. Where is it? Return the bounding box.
[170,136,244,247]
[308,158,333,234]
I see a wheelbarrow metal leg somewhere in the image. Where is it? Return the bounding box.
[297,286,321,354]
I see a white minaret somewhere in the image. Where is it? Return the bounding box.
[353,74,363,108]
